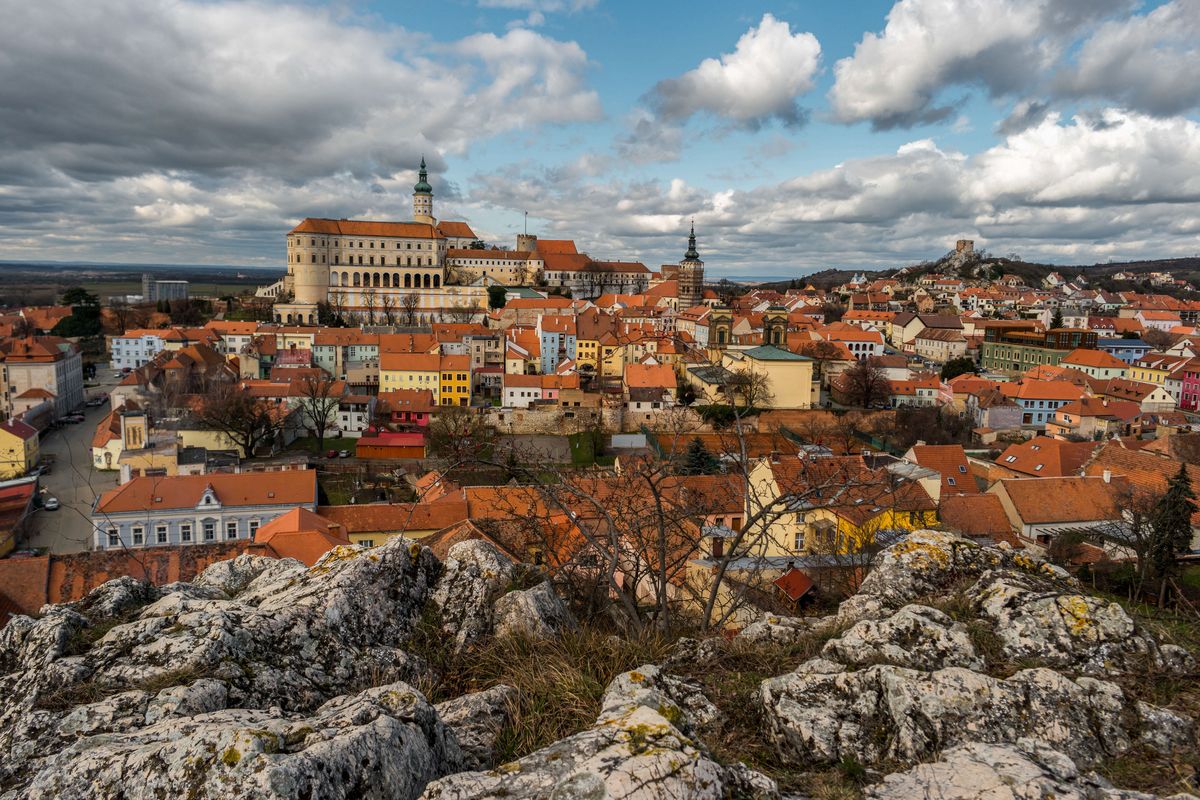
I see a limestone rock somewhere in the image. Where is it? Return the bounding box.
[863,739,1185,799]
[759,664,1193,769]
[435,684,517,770]
[422,665,775,800]
[492,581,577,641]
[738,615,822,646]
[968,570,1196,675]
[430,540,515,651]
[12,682,463,800]
[822,605,981,670]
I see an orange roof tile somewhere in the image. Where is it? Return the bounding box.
[96,471,317,514]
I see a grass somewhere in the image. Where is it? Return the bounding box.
[287,436,359,454]
[567,431,603,467]
[408,611,672,764]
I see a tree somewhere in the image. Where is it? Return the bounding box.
[488,285,508,310]
[298,374,345,454]
[1050,308,1063,329]
[1148,464,1196,603]
[427,405,494,462]
[400,292,421,326]
[679,437,719,475]
[940,356,978,381]
[360,285,378,326]
[446,302,481,324]
[726,368,772,410]
[52,287,102,338]
[60,286,99,307]
[839,358,891,408]
[194,381,286,458]
[378,292,398,326]
[1142,328,1175,352]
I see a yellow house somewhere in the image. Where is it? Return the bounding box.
[574,336,599,370]
[0,419,39,479]
[439,354,472,406]
[1127,357,1180,386]
[720,345,816,409]
[379,353,442,401]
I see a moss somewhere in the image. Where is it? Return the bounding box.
[220,747,241,767]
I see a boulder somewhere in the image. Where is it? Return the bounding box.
[435,684,517,770]
[11,682,463,800]
[421,665,774,800]
[863,739,1188,800]
[822,605,981,670]
[759,663,1193,769]
[430,540,515,651]
[492,581,577,641]
[968,570,1196,675]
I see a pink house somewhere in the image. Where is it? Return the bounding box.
[378,389,435,427]
[1178,359,1200,411]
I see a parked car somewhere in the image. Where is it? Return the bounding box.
[43,497,60,511]
[85,397,105,407]
[325,449,337,459]
[338,450,351,458]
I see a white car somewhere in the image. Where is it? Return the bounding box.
[43,497,60,511]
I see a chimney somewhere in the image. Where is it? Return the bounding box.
[1102,469,1112,483]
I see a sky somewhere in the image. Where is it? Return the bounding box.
[1,0,1199,278]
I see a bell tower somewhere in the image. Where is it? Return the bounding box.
[413,157,435,225]
[678,220,704,308]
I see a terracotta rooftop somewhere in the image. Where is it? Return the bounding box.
[96,470,317,514]
[993,476,1121,525]
[996,436,1099,478]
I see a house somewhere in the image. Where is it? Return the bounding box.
[1059,348,1128,381]
[1096,338,1150,366]
[245,507,354,566]
[91,470,319,550]
[889,313,963,350]
[377,389,435,427]
[316,501,470,548]
[994,436,1099,478]
[902,444,978,499]
[0,419,39,479]
[937,493,1021,547]
[1093,378,1177,413]
[988,476,1122,549]
[823,323,885,361]
[1135,309,1182,332]
[887,374,947,408]
[355,431,426,459]
[719,345,815,409]
[336,394,376,437]
[912,327,968,364]
[1045,396,1140,439]
[999,380,1086,429]
[1083,441,1200,552]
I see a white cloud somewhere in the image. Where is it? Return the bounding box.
[829,0,1129,129]
[1053,0,1200,116]
[646,14,821,128]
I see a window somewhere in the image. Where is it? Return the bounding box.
[1034,464,1043,471]
[203,521,216,541]
[132,526,144,546]
[1005,455,1017,463]
[155,525,168,544]
[107,529,119,547]
[249,520,260,537]
[360,539,375,548]
[947,477,956,486]
[958,465,967,473]
[226,521,239,539]
[181,523,192,543]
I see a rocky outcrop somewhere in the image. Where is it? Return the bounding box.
[430,541,515,651]
[822,604,981,670]
[761,661,1192,769]
[435,685,517,771]
[492,581,577,641]
[16,682,463,800]
[422,665,772,800]
[864,739,1185,800]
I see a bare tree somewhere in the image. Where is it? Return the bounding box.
[194,382,287,458]
[838,358,891,408]
[401,292,421,326]
[446,302,481,324]
[297,373,345,454]
[360,285,379,326]
[378,292,398,326]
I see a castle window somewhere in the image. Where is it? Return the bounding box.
[311,254,317,263]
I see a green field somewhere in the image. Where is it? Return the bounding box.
[80,280,263,300]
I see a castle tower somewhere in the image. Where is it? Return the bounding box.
[678,220,704,309]
[413,157,435,225]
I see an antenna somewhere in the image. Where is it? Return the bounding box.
[524,211,528,235]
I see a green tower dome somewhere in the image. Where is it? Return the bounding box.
[413,157,433,195]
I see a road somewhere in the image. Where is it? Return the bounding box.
[23,373,121,554]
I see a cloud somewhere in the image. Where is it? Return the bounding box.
[996,99,1052,135]
[0,0,602,264]
[1053,0,1200,116]
[645,14,821,128]
[829,0,1130,129]
[479,0,598,11]
[466,109,1200,274]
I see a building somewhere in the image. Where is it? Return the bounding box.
[0,419,38,479]
[1059,348,1128,380]
[141,273,189,303]
[91,470,319,550]
[1000,380,1086,429]
[676,222,704,309]
[912,327,968,364]
[265,159,487,325]
[0,336,84,420]
[110,330,167,371]
[720,345,815,409]
[980,326,1098,373]
[988,476,1122,550]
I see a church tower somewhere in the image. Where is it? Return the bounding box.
[677,220,704,308]
[413,157,435,225]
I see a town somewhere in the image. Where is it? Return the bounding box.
[0,161,1198,630]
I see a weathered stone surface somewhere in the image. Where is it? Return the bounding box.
[430,540,515,651]
[822,605,981,670]
[492,581,577,641]
[11,682,463,800]
[422,665,775,800]
[843,530,1073,622]
[968,570,1196,675]
[863,739,1188,800]
[761,663,1194,769]
[738,614,823,646]
[435,684,517,770]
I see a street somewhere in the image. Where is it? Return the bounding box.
[22,372,121,554]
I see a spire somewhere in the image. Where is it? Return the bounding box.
[414,157,432,195]
[684,218,700,262]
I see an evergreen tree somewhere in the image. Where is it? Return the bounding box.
[680,436,719,475]
[1148,463,1196,599]
[1050,308,1063,329]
